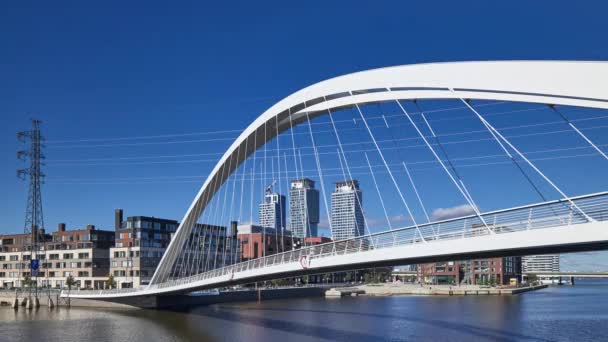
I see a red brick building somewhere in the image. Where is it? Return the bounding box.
[418,257,521,285]
[237,224,298,261]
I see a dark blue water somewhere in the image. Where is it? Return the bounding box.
[1,280,607,341]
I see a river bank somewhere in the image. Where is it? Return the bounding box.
[0,287,326,310]
[1,283,548,310]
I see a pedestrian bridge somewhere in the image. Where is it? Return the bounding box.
[67,191,608,299]
[64,61,608,300]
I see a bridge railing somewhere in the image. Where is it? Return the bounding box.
[146,192,608,291]
[70,192,608,295]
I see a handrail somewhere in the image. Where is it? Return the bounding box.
[70,192,608,296]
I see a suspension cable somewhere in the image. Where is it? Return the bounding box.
[352,100,426,242]
[395,99,492,233]
[326,106,374,244]
[549,105,608,161]
[455,94,594,222]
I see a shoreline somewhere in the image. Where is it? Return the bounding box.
[327,283,548,297]
[1,283,549,310]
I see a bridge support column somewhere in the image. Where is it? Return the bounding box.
[570,276,575,286]
[25,297,33,310]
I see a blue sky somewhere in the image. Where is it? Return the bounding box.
[1,1,608,271]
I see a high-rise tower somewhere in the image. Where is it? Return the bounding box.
[331,180,364,241]
[259,184,286,232]
[288,178,320,238]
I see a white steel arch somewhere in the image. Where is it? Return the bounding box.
[150,60,608,285]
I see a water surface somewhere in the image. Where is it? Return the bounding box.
[1,280,607,341]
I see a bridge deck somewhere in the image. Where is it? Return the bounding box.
[65,192,608,299]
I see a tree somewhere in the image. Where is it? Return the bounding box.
[527,273,538,284]
[22,274,34,288]
[106,274,116,289]
[66,275,76,291]
[271,278,290,287]
[345,272,353,283]
[65,275,76,307]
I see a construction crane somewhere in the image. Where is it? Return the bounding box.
[265,180,276,195]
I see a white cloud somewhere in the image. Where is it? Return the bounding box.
[431,204,476,221]
[388,215,412,226]
[318,217,330,229]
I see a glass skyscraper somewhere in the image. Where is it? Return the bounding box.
[288,178,320,238]
[259,191,286,232]
[331,180,364,241]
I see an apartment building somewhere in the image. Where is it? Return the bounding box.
[418,257,521,285]
[0,223,114,289]
[522,254,560,273]
[110,210,239,288]
[109,210,178,288]
[237,224,296,261]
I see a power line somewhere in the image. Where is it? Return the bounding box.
[43,104,608,156]
[45,128,245,144]
[45,144,606,185]
[45,151,602,186]
[44,122,608,167]
[43,101,511,147]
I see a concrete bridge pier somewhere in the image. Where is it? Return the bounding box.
[25,297,33,310]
